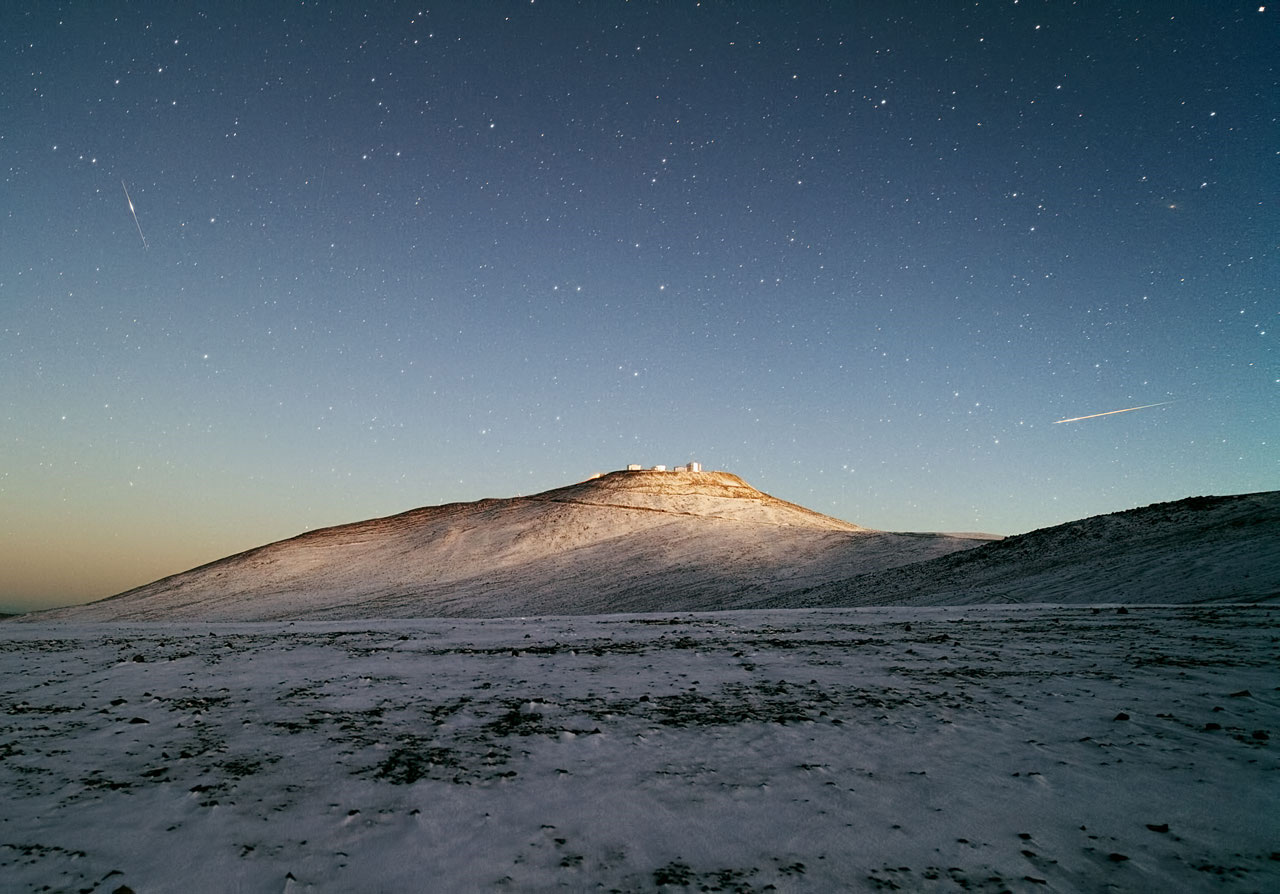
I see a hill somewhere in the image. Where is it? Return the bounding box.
[784,490,1280,607]
[29,469,986,621]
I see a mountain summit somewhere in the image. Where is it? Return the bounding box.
[35,469,985,621]
[530,468,866,529]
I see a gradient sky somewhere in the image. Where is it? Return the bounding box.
[3,2,1276,612]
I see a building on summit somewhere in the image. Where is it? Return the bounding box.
[624,462,701,473]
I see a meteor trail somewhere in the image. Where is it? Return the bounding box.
[1053,401,1174,424]
[121,179,147,249]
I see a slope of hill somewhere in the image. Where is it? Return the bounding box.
[30,470,986,621]
[785,491,1280,608]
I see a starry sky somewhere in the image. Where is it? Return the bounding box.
[3,2,1276,612]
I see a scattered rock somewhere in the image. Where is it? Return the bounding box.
[1146,823,1170,833]
[1228,690,1251,698]
[1107,853,1129,863]
[1113,712,1130,721]
[653,861,696,886]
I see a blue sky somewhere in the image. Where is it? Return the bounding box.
[2,2,1275,610]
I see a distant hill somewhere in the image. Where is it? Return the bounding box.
[27,470,985,621]
[782,491,1280,608]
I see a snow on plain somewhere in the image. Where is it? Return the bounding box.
[3,605,1277,892]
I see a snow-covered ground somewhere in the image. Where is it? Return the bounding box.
[3,605,1276,892]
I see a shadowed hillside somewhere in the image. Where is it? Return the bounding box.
[782,491,1280,608]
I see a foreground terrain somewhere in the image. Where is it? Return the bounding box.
[3,605,1276,892]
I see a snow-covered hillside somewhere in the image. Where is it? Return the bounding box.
[2,606,1276,892]
[787,491,1280,608]
[27,470,987,621]
[18,476,1278,623]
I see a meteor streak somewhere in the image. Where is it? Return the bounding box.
[121,179,148,249]
[1053,401,1174,424]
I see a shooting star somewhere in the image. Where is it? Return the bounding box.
[1053,401,1175,424]
[121,179,148,249]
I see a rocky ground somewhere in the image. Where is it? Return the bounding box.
[3,603,1277,892]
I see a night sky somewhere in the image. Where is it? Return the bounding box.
[3,2,1276,612]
